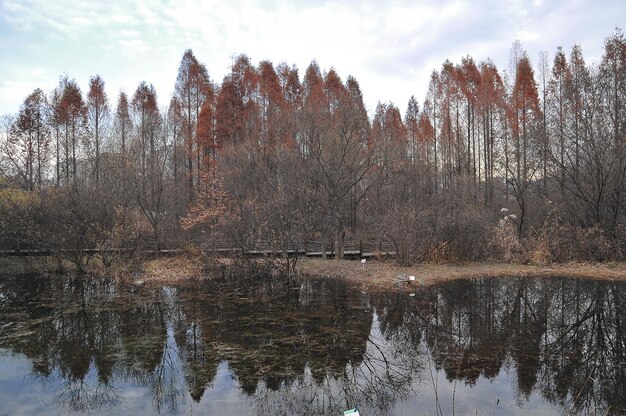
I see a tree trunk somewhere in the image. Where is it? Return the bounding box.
[335,228,346,260]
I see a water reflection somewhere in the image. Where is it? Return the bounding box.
[372,278,626,415]
[0,274,624,415]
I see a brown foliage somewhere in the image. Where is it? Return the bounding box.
[180,164,230,232]
[2,31,626,271]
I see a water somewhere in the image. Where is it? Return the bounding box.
[0,273,624,415]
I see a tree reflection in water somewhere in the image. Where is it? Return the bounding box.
[371,278,625,415]
[0,273,624,415]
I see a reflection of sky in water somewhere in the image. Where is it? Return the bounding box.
[0,341,593,416]
[192,362,254,415]
[398,363,557,415]
[369,314,560,416]
[0,350,252,415]
[0,276,623,415]
[0,350,50,415]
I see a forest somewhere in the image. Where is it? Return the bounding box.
[1,28,625,273]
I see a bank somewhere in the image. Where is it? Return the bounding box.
[2,255,625,291]
[137,255,626,292]
[297,257,626,292]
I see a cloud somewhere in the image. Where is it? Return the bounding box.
[0,67,55,112]
[0,0,625,116]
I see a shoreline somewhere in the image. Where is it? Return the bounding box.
[138,256,626,292]
[297,257,626,292]
[2,255,625,292]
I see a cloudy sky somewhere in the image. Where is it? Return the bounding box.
[0,0,624,117]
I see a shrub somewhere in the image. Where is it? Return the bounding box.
[529,222,616,263]
[492,215,522,261]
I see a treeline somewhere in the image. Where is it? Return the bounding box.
[1,29,625,270]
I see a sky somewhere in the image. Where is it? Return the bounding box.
[0,0,624,117]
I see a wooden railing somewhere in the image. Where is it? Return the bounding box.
[0,239,396,258]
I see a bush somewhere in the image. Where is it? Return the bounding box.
[439,207,492,261]
[528,223,616,263]
[492,214,522,262]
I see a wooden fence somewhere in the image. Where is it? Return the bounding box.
[0,239,396,258]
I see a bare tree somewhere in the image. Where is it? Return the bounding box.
[86,75,110,187]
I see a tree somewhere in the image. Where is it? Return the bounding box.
[130,82,168,253]
[215,54,259,151]
[167,97,184,183]
[257,60,286,149]
[174,49,212,195]
[405,96,420,165]
[509,51,542,236]
[301,67,378,258]
[425,71,440,191]
[42,183,115,271]
[59,79,87,182]
[277,62,302,146]
[181,161,229,240]
[196,93,215,164]
[417,103,436,190]
[549,46,570,190]
[553,36,626,237]
[4,89,50,190]
[477,60,506,203]
[599,28,626,147]
[460,56,481,181]
[110,91,135,209]
[49,81,64,186]
[2,34,626,268]
[370,102,406,165]
[537,51,550,191]
[566,45,591,182]
[86,75,110,186]
[298,60,326,157]
[131,82,160,191]
[114,91,132,156]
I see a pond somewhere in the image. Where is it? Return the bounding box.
[0,273,624,415]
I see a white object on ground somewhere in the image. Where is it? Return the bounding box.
[409,275,415,281]
[344,409,360,416]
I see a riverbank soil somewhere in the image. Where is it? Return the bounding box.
[4,255,624,292]
[137,255,626,291]
[297,257,626,292]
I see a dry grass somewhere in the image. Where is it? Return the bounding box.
[297,257,626,293]
[109,255,626,290]
[140,255,207,284]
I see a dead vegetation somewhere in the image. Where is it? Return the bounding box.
[140,255,206,284]
[136,255,626,290]
[297,257,626,293]
[5,254,624,293]
[137,254,277,286]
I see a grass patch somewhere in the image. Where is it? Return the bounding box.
[297,257,626,293]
